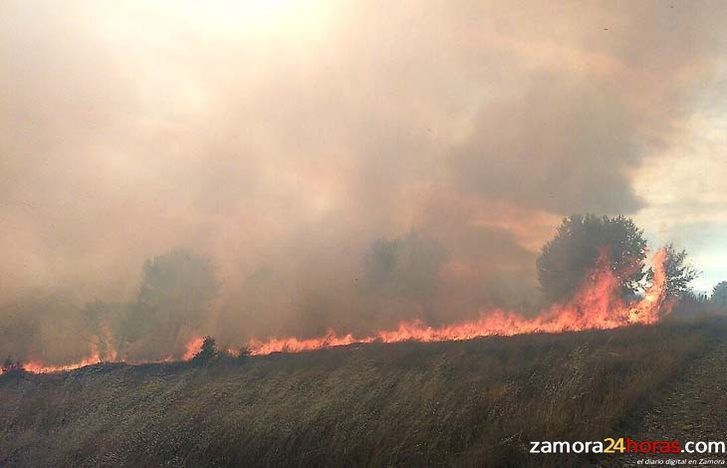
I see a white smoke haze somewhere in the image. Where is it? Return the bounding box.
[2,0,727,361]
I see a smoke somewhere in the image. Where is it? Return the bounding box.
[1,0,726,362]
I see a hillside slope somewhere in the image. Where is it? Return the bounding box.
[1,318,723,467]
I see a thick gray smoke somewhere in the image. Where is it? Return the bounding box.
[1,0,726,362]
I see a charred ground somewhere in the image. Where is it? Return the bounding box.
[1,315,726,467]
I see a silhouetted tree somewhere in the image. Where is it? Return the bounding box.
[712,281,727,308]
[193,336,218,362]
[363,233,448,325]
[124,249,219,350]
[364,233,447,300]
[537,214,648,302]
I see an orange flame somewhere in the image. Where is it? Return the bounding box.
[246,248,672,355]
[182,336,205,361]
[2,249,672,374]
[22,348,103,374]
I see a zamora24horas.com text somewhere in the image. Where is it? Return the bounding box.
[530,438,727,456]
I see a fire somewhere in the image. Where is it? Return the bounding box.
[245,248,673,355]
[22,350,103,374]
[247,332,375,356]
[1,249,672,375]
[182,336,205,361]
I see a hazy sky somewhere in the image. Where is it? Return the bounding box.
[2,0,727,337]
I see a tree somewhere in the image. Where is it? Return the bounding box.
[82,300,128,360]
[537,214,648,302]
[193,336,218,362]
[712,281,727,308]
[654,243,699,299]
[364,233,447,300]
[362,233,448,326]
[125,249,219,349]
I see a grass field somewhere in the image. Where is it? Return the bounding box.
[1,315,724,467]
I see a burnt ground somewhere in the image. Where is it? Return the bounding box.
[602,336,727,467]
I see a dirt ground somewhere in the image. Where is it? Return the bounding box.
[604,338,727,467]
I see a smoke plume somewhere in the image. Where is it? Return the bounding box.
[1,0,726,362]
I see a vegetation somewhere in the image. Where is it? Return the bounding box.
[364,233,447,300]
[651,243,699,299]
[124,248,219,350]
[713,281,727,307]
[1,357,23,374]
[80,248,220,362]
[537,214,648,302]
[0,218,705,369]
[192,336,219,363]
[1,316,724,467]
[537,215,699,304]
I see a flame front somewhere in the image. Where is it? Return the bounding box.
[2,249,672,374]
[246,248,672,355]
[22,349,103,374]
[182,336,205,361]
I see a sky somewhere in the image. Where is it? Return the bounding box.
[2,0,727,347]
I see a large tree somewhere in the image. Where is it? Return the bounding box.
[361,233,448,326]
[124,248,219,350]
[537,214,648,302]
[364,233,447,300]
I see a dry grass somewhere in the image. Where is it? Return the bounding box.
[1,315,724,467]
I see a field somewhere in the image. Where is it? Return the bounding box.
[1,315,725,467]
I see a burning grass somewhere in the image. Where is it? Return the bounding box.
[1,315,723,467]
[5,248,674,373]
